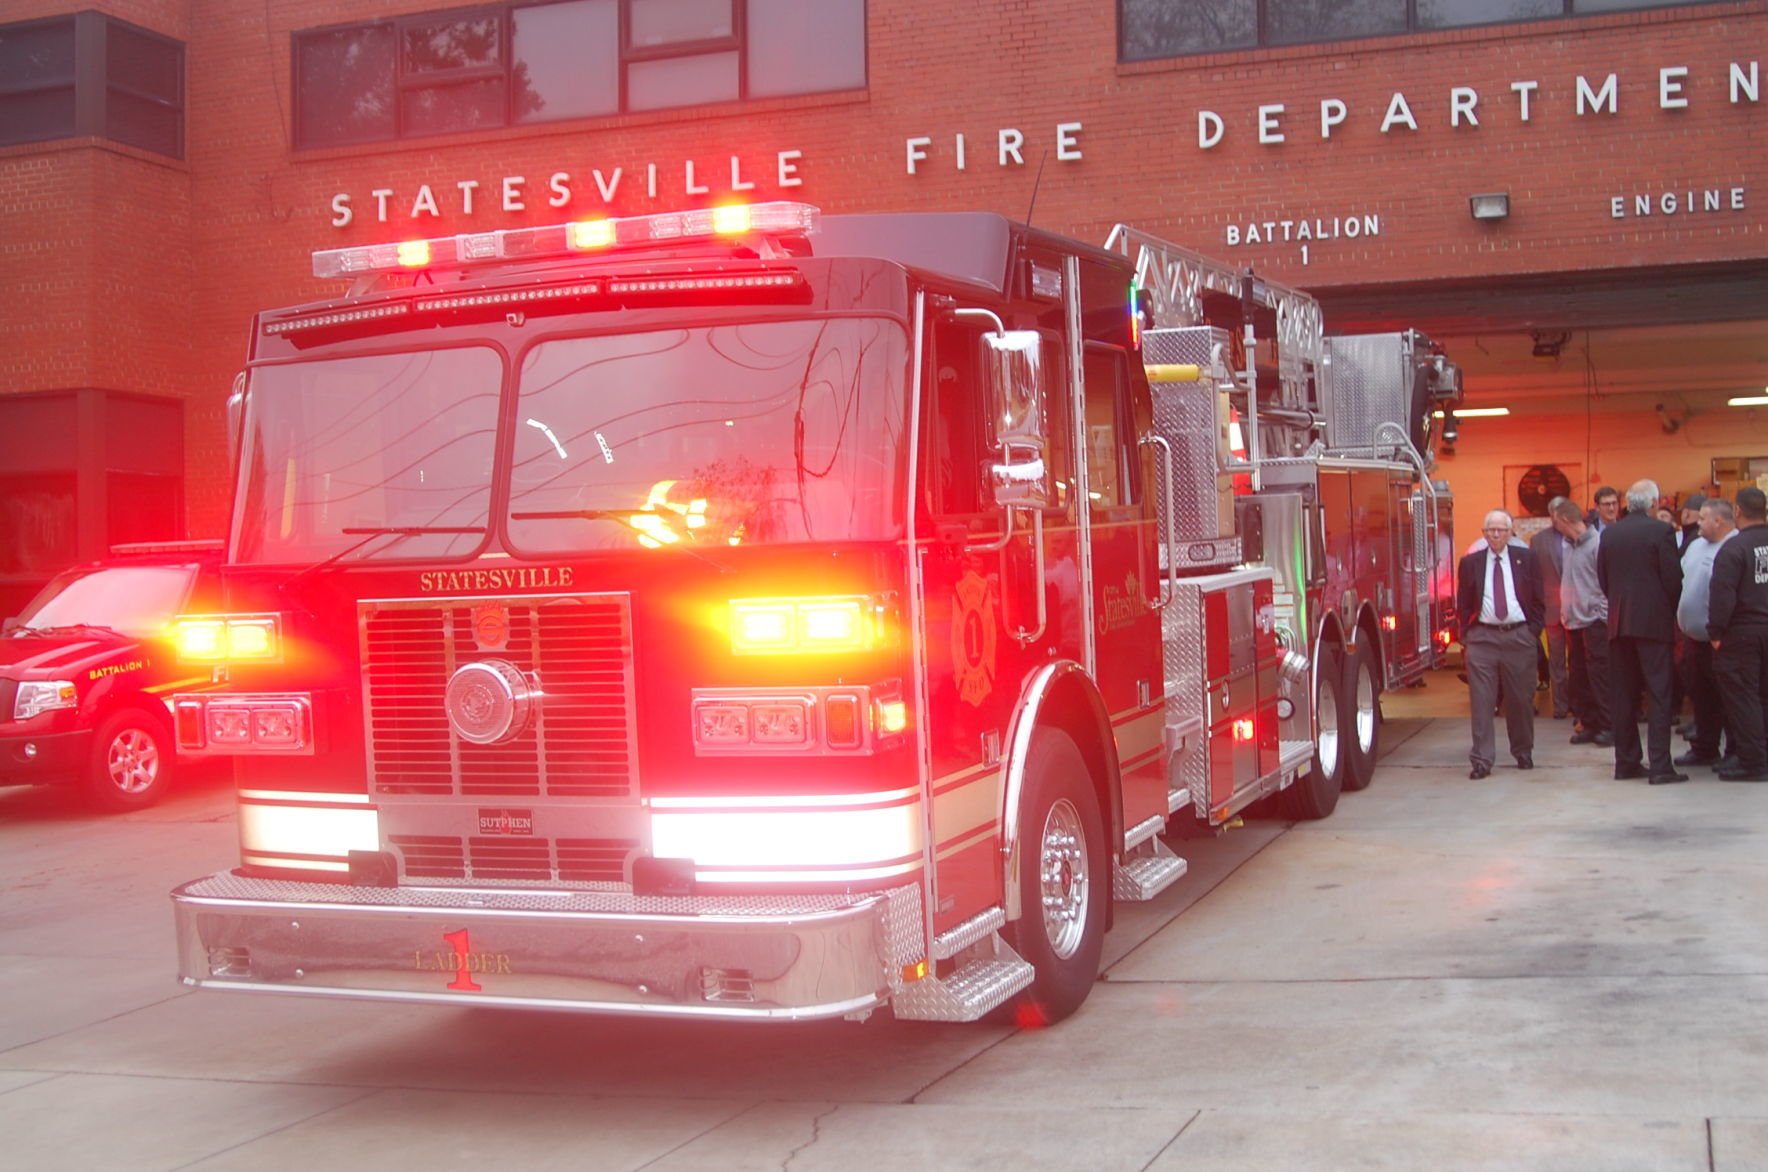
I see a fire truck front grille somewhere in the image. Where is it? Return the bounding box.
[362,593,638,799]
[389,834,635,883]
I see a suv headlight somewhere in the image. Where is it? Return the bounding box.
[15,680,78,720]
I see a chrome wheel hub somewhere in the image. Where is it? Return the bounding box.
[1317,682,1341,778]
[1354,663,1377,752]
[1038,797,1089,959]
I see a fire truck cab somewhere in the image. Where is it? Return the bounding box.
[170,204,1458,1024]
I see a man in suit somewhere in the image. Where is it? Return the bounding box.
[1457,509,1545,779]
[1597,479,1687,784]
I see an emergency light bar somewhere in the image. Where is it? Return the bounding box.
[312,202,822,280]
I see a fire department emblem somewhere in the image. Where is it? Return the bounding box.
[951,571,998,707]
[471,604,510,651]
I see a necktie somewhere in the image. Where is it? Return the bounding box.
[1492,553,1509,621]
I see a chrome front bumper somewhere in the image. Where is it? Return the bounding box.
[172,872,923,1021]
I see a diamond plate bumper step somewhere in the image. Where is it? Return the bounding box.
[1113,835,1189,901]
[892,942,1034,1022]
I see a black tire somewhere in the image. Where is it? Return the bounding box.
[1342,639,1382,792]
[1278,641,1346,820]
[1002,729,1107,1025]
[86,708,174,811]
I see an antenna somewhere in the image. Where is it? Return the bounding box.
[1024,150,1049,227]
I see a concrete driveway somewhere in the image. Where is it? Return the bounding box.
[2,672,1765,1170]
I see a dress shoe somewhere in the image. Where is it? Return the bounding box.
[1673,750,1719,767]
[1711,756,1738,772]
[1514,754,1533,770]
[1570,729,1598,744]
[1717,766,1768,782]
[1647,771,1690,785]
[1552,711,1569,720]
[1614,765,1648,780]
[1593,731,1615,748]
[1469,764,1492,780]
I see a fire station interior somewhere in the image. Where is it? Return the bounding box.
[1317,261,1768,535]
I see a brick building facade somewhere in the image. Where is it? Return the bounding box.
[2,0,1765,608]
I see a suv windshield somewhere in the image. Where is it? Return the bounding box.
[14,565,196,639]
[233,348,501,564]
[508,317,908,550]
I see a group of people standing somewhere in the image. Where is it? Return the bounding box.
[1456,479,1768,785]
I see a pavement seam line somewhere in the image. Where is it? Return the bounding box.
[0,989,200,1060]
[163,1084,388,1171]
[904,1026,1019,1103]
[631,1098,766,1171]
[1137,1108,1203,1172]
[1100,826,1291,978]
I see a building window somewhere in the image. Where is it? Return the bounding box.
[295,0,865,148]
[1121,0,1711,61]
[0,12,184,157]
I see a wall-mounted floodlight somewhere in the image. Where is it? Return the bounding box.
[1469,193,1510,221]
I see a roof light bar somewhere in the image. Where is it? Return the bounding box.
[312,202,821,279]
[415,281,603,313]
[262,302,411,335]
[607,272,803,295]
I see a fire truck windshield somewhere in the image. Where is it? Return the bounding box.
[507,318,908,551]
[233,348,502,564]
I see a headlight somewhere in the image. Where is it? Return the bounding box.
[15,680,78,720]
[728,596,878,655]
[174,614,282,663]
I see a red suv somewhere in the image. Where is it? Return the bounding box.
[1,541,222,810]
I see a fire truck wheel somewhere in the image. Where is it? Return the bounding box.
[1279,643,1346,821]
[1004,729,1107,1025]
[1342,642,1382,792]
[86,708,175,812]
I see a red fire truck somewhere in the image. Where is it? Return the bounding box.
[169,203,1460,1024]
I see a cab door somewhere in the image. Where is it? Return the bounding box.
[1073,260,1166,840]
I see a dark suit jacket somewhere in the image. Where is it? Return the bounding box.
[1596,510,1682,641]
[1457,543,1546,637]
[1529,526,1566,625]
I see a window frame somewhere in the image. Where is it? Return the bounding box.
[293,0,864,150]
[0,11,184,158]
[1119,0,1716,62]
[1080,342,1142,518]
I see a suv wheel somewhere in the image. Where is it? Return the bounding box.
[87,709,174,811]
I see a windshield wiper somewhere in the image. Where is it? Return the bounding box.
[284,525,488,592]
[511,510,730,573]
[35,623,123,637]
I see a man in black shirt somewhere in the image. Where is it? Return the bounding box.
[1708,486,1768,782]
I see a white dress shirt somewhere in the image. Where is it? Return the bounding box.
[1478,547,1524,625]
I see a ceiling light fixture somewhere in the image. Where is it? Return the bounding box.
[1433,407,1510,418]
[1728,395,1768,407]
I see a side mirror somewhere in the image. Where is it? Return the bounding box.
[983,329,1049,509]
[2,616,18,635]
[985,329,1045,447]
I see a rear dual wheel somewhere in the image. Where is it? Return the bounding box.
[1279,642,1346,821]
[1342,640,1381,793]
